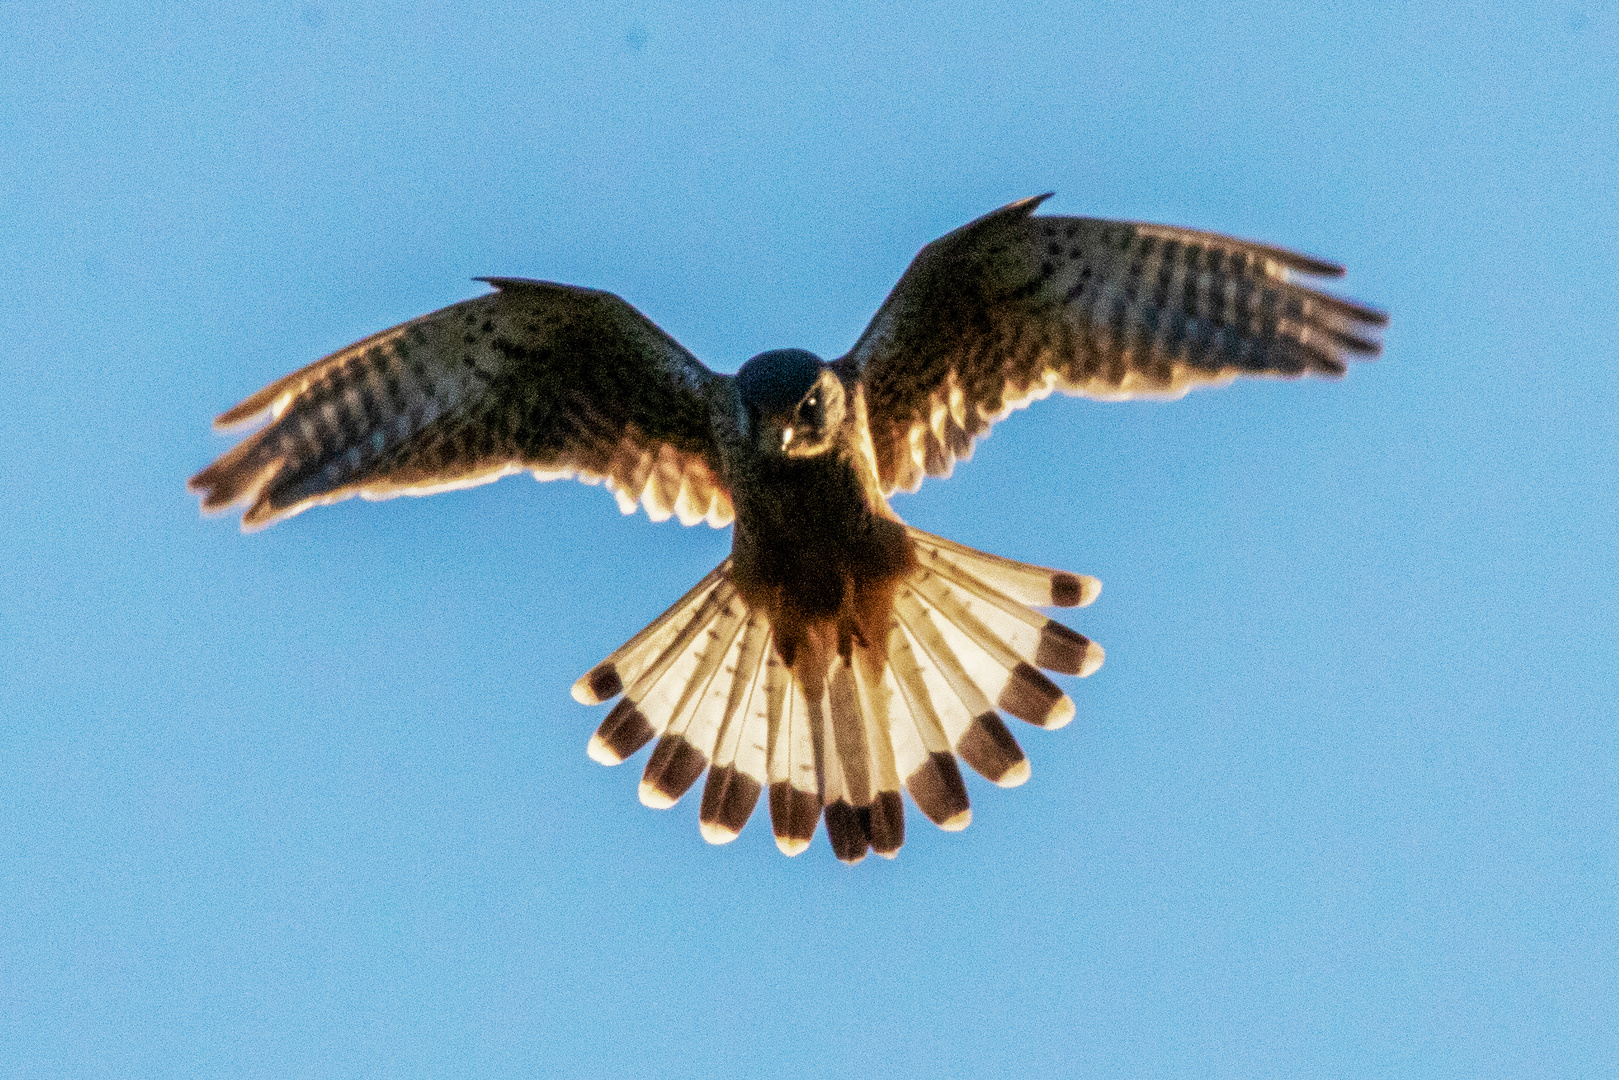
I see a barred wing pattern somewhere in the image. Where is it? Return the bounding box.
[189,279,734,530]
[840,195,1390,494]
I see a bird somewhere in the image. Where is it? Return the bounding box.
[189,194,1387,863]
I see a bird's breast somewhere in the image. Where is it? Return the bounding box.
[727,452,915,669]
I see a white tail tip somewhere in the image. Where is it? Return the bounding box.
[638,780,678,809]
[1078,641,1105,678]
[1044,696,1076,731]
[995,759,1031,788]
[700,821,741,845]
[587,735,623,766]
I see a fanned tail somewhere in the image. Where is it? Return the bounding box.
[573,529,1102,862]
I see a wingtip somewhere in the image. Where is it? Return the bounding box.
[1001,193,1055,219]
[964,194,1057,236]
[1290,255,1348,278]
[1350,301,1392,328]
[211,408,257,431]
[211,387,292,431]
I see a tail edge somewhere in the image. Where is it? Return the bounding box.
[570,533,1102,859]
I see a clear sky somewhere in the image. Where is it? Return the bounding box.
[2,2,1614,1077]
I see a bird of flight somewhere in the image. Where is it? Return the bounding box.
[190,195,1386,863]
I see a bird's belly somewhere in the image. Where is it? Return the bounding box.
[729,494,915,672]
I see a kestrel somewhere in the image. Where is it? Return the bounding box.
[190,195,1386,862]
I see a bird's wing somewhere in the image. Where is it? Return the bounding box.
[838,195,1389,494]
[190,279,735,530]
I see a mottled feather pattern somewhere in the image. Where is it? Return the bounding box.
[578,527,1103,862]
[189,280,733,529]
[842,195,1388,493]
[193,194,1384,863]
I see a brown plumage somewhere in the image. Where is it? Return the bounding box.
[190,195,1386,862]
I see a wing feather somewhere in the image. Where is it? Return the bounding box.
[190,279,734,529]
[840,196,1389,493]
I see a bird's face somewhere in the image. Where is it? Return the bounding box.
[736,349,847,459]
[777,371,847,458]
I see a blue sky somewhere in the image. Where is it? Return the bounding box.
[2,2,1615,1077]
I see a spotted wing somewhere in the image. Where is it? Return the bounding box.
[838,195,1389,494]
[190,279,734,530]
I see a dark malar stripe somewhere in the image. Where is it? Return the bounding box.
[905,752,971,830]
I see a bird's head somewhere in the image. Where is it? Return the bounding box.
[736,349,847,458]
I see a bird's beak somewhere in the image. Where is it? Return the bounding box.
[781,426,793,451]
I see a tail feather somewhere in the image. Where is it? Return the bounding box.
[576,536,1103,860]
[638,594,748,808]
[884,626,973,830]
[767,664,821,855]
[856,659,906,858]
[908,571,1074,729]
[917,544,1104,677]
[574,561,732,706]
[698,617,772,844]
[819,658,907,864]
[820,666,867,863]
[585,573,738,766]
[893,591,1032,787]
[909,527,1100,609]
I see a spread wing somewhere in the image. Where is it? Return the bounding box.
[190,279,735,530]
[838,195,1389,494]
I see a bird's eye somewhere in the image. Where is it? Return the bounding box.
[806,395,818,408]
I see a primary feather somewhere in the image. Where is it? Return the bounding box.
[840,195,1387,493]
[191,194,1385,862]
[189,280,733,530]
